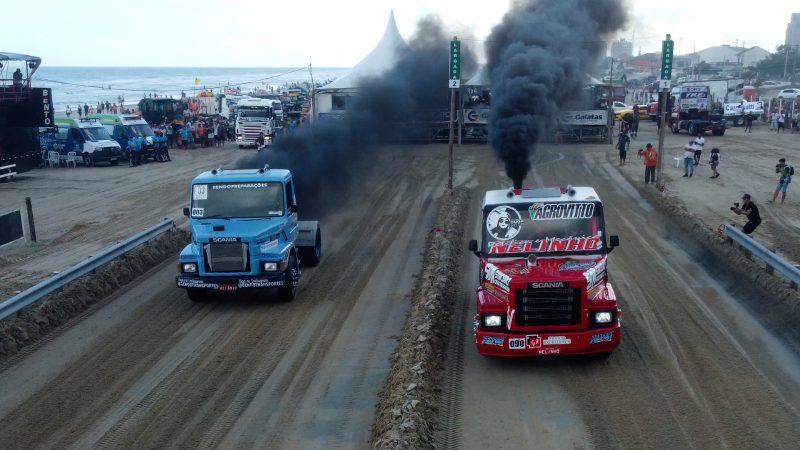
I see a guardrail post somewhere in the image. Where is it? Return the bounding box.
[25,197,36,242]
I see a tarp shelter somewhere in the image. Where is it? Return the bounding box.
[313,12,408,120]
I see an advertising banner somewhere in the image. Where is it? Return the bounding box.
[559,110,607,126]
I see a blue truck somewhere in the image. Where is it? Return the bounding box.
[176,165,322,301]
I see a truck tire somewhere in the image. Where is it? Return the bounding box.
[186,289,208,302]
[279,254,299,302]
[299,227,322,267]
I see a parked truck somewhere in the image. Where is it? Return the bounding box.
[235,98,275,148]
[469,185,621,357]
[669,85,726,136]
[176,165,322,301]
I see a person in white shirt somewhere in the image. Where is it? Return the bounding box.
[693,135,705,165]
[682,140,695,177]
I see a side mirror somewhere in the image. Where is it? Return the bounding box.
[289,204,298,214]
[183,207,190,217]
[468,239,481,257]
[608,235,620,253]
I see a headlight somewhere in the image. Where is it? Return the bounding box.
[483,315,502,327]
[262,262,278,271]
[182,263,197,273]
[594,311,613,324]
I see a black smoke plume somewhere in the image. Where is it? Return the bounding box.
[487,0,628,188]
[240,15,477,216]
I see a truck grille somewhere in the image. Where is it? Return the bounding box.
[515,287,581,326]
[241,124,266,141]
[203,242,249,272]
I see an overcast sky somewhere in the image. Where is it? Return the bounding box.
[3,0,796,67]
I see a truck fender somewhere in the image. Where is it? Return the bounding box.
[296,221,319,248]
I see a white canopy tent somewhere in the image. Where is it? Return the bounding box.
[313,12,408,119]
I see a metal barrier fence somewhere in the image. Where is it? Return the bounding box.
[723,224,800,288]
[0,218,175,321]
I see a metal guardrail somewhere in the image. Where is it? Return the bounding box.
[0,218,175,321]
[723,224,800,288]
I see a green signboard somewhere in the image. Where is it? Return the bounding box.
[661,39,674,81]
[449,40,461,88]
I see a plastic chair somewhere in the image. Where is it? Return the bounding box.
[66,151,78,168]
[47,151,61,168]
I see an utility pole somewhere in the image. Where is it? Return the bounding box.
[447,37,461,192]
[657,34,674,191]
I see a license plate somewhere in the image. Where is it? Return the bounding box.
[218,284,238,292]
[508,338,526,350]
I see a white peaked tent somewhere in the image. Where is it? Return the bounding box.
[313,12,408,119]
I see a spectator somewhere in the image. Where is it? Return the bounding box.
[732,193,761,235]
[66,105,72,117]
[77,104,83,118]
[777,110,785,133]
[631,104,640,137]
[617,130,629,166]
[83,103,89,116]
[744,111,753,133]
[708,148,720,179]
[770,111,779,132]
[642,143,658,185]
[12,68,23,86]
[165,124,174,148]
[682,140,695,177]
[693,135,704,166]
[770,158,793,204]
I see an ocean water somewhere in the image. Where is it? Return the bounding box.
[33,66,349,113]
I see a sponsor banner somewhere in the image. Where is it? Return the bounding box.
[560,110,607,126]
[464,108,490,124]
[590,331,614,344]
[529,202,595,221]
[486,205,523,241]
[484,264,512,293]
[481,336,505,347]
[211,183,273,190]
[583,258,607,289]
[723,101,764,116]
[488,236,602,255]
[543,336,572,345]
[177,277,284,289]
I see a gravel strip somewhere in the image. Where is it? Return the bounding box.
[371,189,469,450]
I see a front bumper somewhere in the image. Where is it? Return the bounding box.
[176,273,285,291]
[89,147,121,162]
[475,324,620,357]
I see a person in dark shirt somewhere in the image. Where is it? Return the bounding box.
[732,193,761,235]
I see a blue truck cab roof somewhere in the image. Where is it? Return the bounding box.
[191,167,291,184]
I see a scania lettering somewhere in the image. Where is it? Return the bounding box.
[176,165,322,302]
[469,186,622,357]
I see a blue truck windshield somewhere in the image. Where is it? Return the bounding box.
[190,182,284,219]
[483,202,605,256]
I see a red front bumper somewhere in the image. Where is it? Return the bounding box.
[475,324,620,357]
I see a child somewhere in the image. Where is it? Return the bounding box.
[708,148,720,178]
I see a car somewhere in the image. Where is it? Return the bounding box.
[615,104,649,121]
[777,88,800,100]
[761,80,788,87]
[611,101,629,114]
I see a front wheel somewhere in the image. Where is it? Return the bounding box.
[299,227,322,267]
[279,255,300,302]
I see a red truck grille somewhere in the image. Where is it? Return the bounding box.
[515,287,581,326]
[203,242,249,273]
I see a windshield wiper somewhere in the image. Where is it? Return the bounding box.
[196,215,230,220]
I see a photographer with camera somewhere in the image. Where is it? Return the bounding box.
[770,158,793,204]
[731,193,761,235]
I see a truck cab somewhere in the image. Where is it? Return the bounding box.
[235,98,275,148]
[88,113,157,161]
[176,166,322,302]
[669,86,726,136]
[41,117,122,166]
[469,186,621,357]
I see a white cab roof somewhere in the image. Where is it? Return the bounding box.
[484,186,601,206]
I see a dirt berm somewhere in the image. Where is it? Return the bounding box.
[0,228,188,363]
[371,189,469,449]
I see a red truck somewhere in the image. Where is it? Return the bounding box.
[468,186,622,357]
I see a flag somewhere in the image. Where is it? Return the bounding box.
[194,77,200,85]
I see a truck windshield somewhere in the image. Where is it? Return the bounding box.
[238,108,270,119]
[81,126,113,142]
[190,182,284,219]
[125,124,154,138]
[482,202,605,256]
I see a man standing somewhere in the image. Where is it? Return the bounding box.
[643,143,658,184]
[770,158,793,203]
[682,140,695,177]
[693,135,705,166]
[708,148,720,179]
[732,193,761,235]
[777,110,785,133]
[744,111,753,133]
[83,103,89,117]
[617,130,629,166]
[631,104,640,137]
[77,104,83,118]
